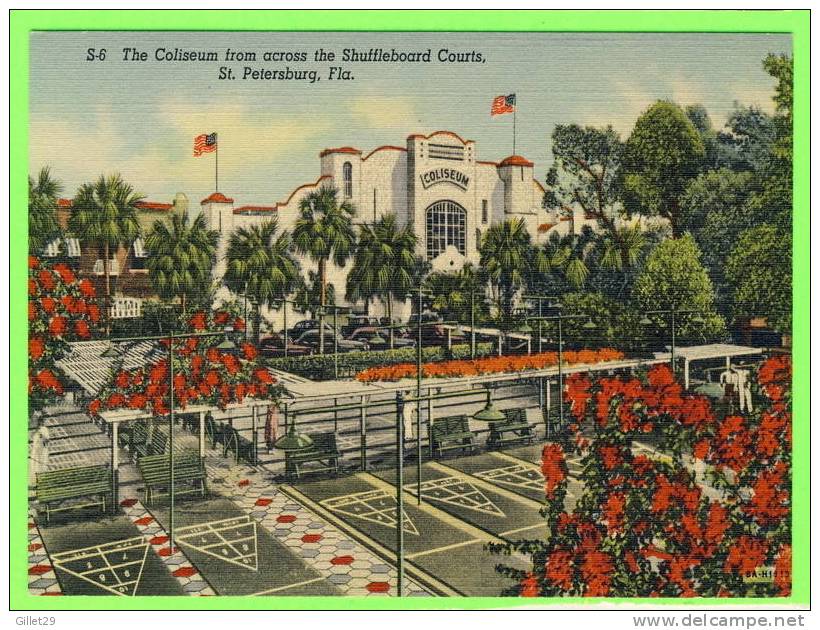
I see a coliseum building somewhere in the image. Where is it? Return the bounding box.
[202,130,584,323]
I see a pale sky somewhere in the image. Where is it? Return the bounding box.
[29,31,791,207]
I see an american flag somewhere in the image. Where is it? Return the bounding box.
[193,132,217,157]
[491,94,516,116]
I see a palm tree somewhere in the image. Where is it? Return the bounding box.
[292,186,356,353]
[29,167,62,253]
[425,263,488,324]
[346,214,418,348]
[479,218,546,327]
[540,226,597,290]
[224,220,302,344]
[69,173,143,335]
[294,271,335,319]
[145,211,219,316]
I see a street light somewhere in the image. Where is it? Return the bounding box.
[317,304,352,379]
[472,388,506,422]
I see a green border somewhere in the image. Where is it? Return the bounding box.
[10,9,810,611]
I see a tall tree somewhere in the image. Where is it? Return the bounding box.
[346,214,418,348]
[28,167,62,253]
[425,263,489,324]
[632,234,725,344]
[621,101,706,237]
[479,218,546,327]
[725,224,791,334]
[145,210,219,316]
[294,271,334,320]
[292,186,356,353]
[224,219,302,344]
[69,173,143,335]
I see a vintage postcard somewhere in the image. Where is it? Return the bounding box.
[11,10,809,613]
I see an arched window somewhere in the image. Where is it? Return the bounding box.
[343,162,353,198]
[426,200,466,259]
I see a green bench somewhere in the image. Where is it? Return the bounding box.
[430,415,477,458]
[224,426,256,464]
[130,424,168,459]
[137,451,208,505]
[487,408,537,449]
[285,432,341,480]
[36,464,112,523]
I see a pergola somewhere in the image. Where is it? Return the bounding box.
[653,343,765,389]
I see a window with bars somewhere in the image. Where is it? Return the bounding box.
[481,199,488,224]
[426,200,466,259]
[343,161,353,198]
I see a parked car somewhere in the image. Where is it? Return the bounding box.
[341,315,380,338]
[347,327,416,350]
[258,333,312,358]
[407,311,466,346]
[286,319,336,338]
[293,329,370,354]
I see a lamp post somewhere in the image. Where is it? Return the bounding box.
[640,307,705,374]
[100,327,236,552]
[516,305,596,430]
[317,304,351,379]
[522,294,559,354]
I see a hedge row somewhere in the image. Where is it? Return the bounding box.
[265,342,495,380]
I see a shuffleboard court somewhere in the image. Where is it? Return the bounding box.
[372,464,547,541]
[147,496,340,596]
[284,473,530,596]
[491,443,585,507]
[37,514,183,596]
[439,452,547,504]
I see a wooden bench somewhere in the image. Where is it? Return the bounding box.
[487,408,537,450]
[224,426,256,464]
[137,451,207,505]
[285,432,341,480]
[132,425,168,459]
[36,464,111,523]
[430,415,477,458]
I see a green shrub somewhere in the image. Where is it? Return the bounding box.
[265,342,494,380]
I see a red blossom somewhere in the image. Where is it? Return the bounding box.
[29,337,45,361]
[580,550,613,596]
[519,572,539,597]
[38,269,55,292]
[189,312,207,330]
[40,296,56,313]
[541,443,568,499]
[241,343,258,361]
[78,278,96,298]
[74,320,91,339]
[545,550,574,590]
[774,545,791,596]
[48,316,67,336]
[724,536,768,576]
[603,492,626,533]
[53,263,75,284]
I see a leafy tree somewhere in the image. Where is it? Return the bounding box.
[223,219,301,343]
[346,214,418,347]
[69,173,143,335]
[479,218,546,327]
[718,105,777,173]
[632,234,725,343]
[726,224,791,334]
[294,270,334,320]
[28,167,62,253]
[292,186,356,352]
[145,211,218,316]
[425,264,490,324]
[621,101,706,237]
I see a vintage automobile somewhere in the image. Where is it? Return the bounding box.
[341,315,381,338]
[293,329,370,354]
[258,333,312,358]
[347,327,416,350]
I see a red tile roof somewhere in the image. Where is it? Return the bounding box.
[319,146,362,158]
[276,175,331,208]
[499,155,534,167]
[201,192,234,205]
[135,201,173,211]
[407,130,473,144]
[362,145,407,161]
[57,198,72,208]
[537,223,556,233]
[233,205,276,215]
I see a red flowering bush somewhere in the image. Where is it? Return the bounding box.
[355,348,625,382]
[492,356,792,598]
[29,256,102,414]
[87,310,280,417]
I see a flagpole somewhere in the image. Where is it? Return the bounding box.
[215,132,219,192]
[513,105,516,155]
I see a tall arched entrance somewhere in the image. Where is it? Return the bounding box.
[425,200,466,260]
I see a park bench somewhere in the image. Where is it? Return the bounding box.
[137,450,207,505]
[486,407,537,450]
[36,464,111,523]
[224,426,257,464]
[130,423,168,459]
[284,432,341,480]
[430,415,477,458]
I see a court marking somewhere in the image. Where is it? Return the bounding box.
[50,536,149,596]
[500,523,547,537]
[428,461,557,508]
[250,576,328,596]
[487,451,578,498]
[279,482,461,596]
[320,489,420,536]
[175,515,259,571]
[472,463,544,493]
[403,476,505,517]
[404,538,483,560]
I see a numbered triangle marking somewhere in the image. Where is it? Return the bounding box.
[176,515,258,571]
[474,464,544,493]
[405,476,506,517]
[51,536,149,596]
[321,489,419,536]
